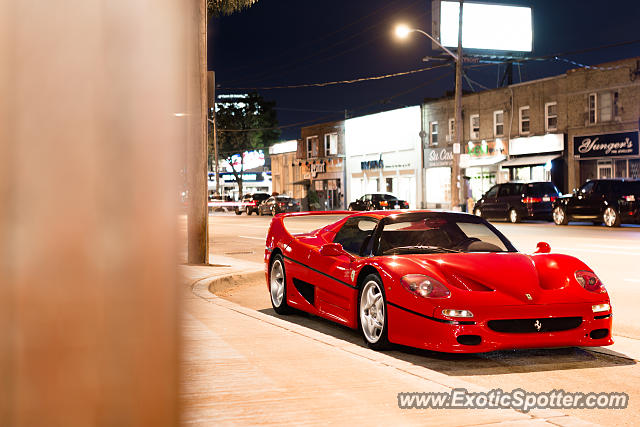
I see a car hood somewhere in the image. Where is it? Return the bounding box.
[378,252,600,306]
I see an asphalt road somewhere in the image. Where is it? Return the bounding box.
[187,211,640,425]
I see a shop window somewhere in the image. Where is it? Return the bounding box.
[448,118,455,142]
[324,133,338,156]
[493,111,504,137]
[385,177,394,193]
[545,102,557,132]
[470,114,479,140]
[519,106,530,134]
[430,121,438,145]
[614,159,627,178]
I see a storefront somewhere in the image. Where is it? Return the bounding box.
[345,106,422,208]
[424,147,453,209]
[460,139,507,201]
[301,159,345,210]
[502,133,565,191]
[573,131,639,183]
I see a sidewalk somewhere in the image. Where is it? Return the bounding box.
[179,256,598,426]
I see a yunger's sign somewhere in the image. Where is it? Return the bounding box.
[425,147,454,167]
[573,131,639,158]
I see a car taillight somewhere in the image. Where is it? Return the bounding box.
[623,195,636,202]
[575,270,606,293]
[549,196,557,202]
[403,202,409,208]
[522,197,542,203]
[278,202,286,206]
[401,274,450,298]
[251,201,256,206]
[380,201,388,206]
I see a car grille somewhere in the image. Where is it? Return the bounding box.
[487,317,583,333]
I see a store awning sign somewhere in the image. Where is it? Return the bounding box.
[425,147,453,168]
[573,131,638,158]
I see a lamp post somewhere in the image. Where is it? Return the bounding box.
[396,0,464,211]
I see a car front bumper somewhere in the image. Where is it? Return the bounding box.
[387,302,613,353]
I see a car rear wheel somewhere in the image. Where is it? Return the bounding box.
[553,206,568,225]
[358,274,389,350]
[508,208,520,223]
[603,207,620,227]
[270,255,292,315]
[235,209,242,215]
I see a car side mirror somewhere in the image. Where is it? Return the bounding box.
[534,241,551,254]
[320,243,355,261]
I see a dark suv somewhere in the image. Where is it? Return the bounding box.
[235,192,270,215]
[473,182,560,223]
[552,179,640,227]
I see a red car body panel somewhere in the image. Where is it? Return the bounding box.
[264,210,613,353]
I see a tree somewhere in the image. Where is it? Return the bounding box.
[214,92,279,197]
[207,0,259,17]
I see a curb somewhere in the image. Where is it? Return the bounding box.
[188,270,602,426]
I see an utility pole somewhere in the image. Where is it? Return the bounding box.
[451,0,464,211]
[187,0,209,264]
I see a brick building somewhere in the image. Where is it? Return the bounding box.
[421,56,640,208]
[297,120,347,210]
[269,140,305,200]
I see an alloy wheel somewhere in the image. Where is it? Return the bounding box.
[603,207,619,227]
[270,259,285,308]
[359,280,385,344]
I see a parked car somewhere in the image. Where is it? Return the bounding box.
[348,193,409,211]
[235,192,270,215]
[258,195,301,216]
[552,179,640,227]
[264,210,612,352]
[473,182,560,223]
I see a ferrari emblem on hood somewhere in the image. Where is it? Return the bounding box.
[534,320,542,331]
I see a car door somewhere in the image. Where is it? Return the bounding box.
[480,185,500,218]
[568,181,596,218]
[262,197,274,215]
[312,217,379,325]
[495,184,516,219]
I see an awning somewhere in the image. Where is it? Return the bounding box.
[460,154,506,168]
[501,153,561,167]
[291,179,310,186]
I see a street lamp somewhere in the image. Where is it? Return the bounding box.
[395,1,464,211]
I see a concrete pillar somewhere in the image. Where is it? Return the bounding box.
[0,0,187,425]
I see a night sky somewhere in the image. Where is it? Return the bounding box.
[208,0,640,141]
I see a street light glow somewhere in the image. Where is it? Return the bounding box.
[395,24,412,39]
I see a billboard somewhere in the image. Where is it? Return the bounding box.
[437,1,532,53]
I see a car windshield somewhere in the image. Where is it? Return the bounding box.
[376,212,515,255]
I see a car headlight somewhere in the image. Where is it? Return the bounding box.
[575,270,606,293]
[442,309,474,318]
[592,303,611,313]
[401,274,450,298]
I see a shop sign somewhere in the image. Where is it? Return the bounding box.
[509,133,563,156]
[573,131,639,158]
[381,151,415,170]
[468,140,506,157]
[424,147,453,168]
[361,157,384,170]
[310,162,325,177]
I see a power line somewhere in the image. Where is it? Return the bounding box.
[221,63,449,90]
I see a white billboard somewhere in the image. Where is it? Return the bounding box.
[439,1,532,52]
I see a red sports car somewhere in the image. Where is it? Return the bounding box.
[264,210,613,353]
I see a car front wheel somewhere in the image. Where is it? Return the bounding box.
[474,208,482,218]
[603,207,621,227]
[270,255,292,315]
[246,207,252,215]
[553,206,568,225]
[358,274,389,350]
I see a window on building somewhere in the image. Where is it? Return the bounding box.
[600,92,612,122]
[545,102,558,132]
[324,133,338,156]
[588,93,597,124]
[470,114,480,140]
[493,110,504,137]
[519,106,530,134]
[430,121,438,145]
[386,177,393,193]
[448,118,455,142]
[306,137,314,158]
